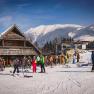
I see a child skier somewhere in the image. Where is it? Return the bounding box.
[32,56,37,73]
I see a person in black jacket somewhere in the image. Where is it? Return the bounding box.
[91,51,94,71]
[13,58,19,75]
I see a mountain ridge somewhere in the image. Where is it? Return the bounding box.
[25,24,94,47]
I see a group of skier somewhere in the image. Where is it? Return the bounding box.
[12,54,46,75]
[32,55,45,73]
[0,50,94,74]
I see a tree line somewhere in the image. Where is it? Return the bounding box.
[41,37,74,54]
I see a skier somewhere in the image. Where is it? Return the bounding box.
[13,58,20,75]
[44,56,49,66]
[73,53,76,64]
[49,56,53,68]
[91,51,94,72]
[0,58,4,71]
[77,52,80,63]
[36,55,40,66]
[22,56,27,70]
[60,54,65,64]
[32,56,37,73]
[40,55,45,73]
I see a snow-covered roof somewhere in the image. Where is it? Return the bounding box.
[0,24,25,38]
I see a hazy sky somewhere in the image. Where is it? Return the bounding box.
[0,0,94,32]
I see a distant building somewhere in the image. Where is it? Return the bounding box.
[73,41,90,49]
[0,24,41,65]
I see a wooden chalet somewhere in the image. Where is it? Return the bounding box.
[0,24,41,65]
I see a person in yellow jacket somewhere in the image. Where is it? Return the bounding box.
[64,52,69,64]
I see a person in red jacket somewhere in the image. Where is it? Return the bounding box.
[32,56,37,73]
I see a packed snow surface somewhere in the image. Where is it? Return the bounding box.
[0,65,94,94]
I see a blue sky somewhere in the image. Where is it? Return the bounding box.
[0,0,94,32]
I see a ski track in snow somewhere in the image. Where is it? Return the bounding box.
[0,65,94,94]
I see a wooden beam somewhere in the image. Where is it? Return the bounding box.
[24,40,26,47]
[2,40,4,46]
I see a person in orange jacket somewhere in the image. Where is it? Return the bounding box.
[32,56,37,73]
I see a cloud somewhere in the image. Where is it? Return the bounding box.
[17,3,32,7]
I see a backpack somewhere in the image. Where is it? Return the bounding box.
[37,56,40,62]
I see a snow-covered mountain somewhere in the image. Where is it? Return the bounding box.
[25,24,94,47]
[74,24,94,41]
